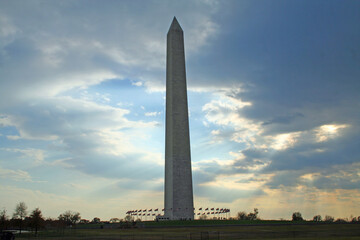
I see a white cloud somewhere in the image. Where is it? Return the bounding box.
[132,81,143,87]
[202,91,262,147]
[186,16,219,54]
[1,148,45,164]
[315,124,349,142]
[0,89,161,181]
[0,16,16,35]
[267,132,302,151]
[144,111,161,117]
[0,167,32,182]
[0,115,14,127]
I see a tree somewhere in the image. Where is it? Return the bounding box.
[29,208,44,236]
[247,208,259,220]
[13,202,28,234]
[237,208,259,221]
[237,211,247,220]
[292,212,303,221]
[313,215,322,222]
[324,215,334,222]
[335,218,347,223]
[58,210,81,227]
[0,209,9,231]
[92,217,101,224]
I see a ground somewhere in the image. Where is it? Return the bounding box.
[14,221,360,240]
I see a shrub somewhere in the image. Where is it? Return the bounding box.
[313,215,322,222]
[324,215,334,222]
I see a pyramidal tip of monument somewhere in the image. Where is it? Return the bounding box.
[168,16,183,32]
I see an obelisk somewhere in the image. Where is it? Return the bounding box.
[164,17,194,220]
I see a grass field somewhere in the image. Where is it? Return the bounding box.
[15,222,360,240]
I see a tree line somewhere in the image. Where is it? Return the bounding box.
[233,208,360,223]
[2,202,359,236]
[0,202,81,236]
[0,202,142,236]
[291,211,360,223]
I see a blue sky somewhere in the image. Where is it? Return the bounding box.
[1,0,359,221]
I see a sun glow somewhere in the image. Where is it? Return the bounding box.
[315,124,349,142]
[270,132,301,150]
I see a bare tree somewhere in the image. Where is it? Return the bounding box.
[58,210,81,227]
[29,208,44,236]
[313,215,322,222]
[13,202,28,234]
[247,208,259,220]
[237,208,259,220]
[0,209,9,231]
[324,215,334,222]
[237,211,247,220]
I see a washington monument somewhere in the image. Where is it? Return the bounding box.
[164,17,194,220]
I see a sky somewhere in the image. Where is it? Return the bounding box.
[0,0,359,221]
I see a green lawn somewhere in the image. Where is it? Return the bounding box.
[143,219,296,226]
[15,222,360,240]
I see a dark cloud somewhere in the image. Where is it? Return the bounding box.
[193,1,360,198]
[262,113,304,126]
[265,129,360,172]
[266,171,303,189]
[311,176,360,190]
[193,170,216,185]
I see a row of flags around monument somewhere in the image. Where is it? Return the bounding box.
[126,208,230,216]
